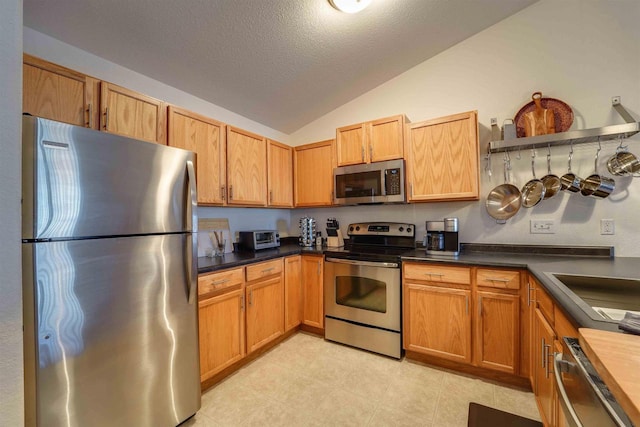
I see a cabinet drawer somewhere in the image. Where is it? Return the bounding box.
[535,283,555,325]
[246,258,283,282]
[476,269,521,290]
[403,263,471,285]
[198,267,244,296]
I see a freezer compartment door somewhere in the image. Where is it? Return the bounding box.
[22,116,196,240]
[23,234,200,427]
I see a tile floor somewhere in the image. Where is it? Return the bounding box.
[183,333,541,426]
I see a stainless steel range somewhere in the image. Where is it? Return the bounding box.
[324,222,415,359]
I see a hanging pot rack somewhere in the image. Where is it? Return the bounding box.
[489,96,639,153]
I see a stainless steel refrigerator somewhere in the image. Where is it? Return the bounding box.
[22,116,201,427]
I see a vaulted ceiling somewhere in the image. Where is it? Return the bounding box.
[24,0,538,133]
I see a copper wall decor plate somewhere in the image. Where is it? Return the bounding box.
[514,97,574,138]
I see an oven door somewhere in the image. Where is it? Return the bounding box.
[324,257,401,331]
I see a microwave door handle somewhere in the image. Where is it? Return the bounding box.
[553,353,583,427]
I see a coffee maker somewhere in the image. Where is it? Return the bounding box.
[425,217,460,257]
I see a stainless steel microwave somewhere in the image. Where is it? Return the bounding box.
[333,159,405,205]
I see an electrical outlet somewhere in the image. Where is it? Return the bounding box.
[600,219,615,235]
[530,220,556,234]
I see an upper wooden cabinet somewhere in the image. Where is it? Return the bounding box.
[405,111,479,202]
[168,106,226,205]
[23,54,99,129]
[226,126,267,206]
[101,82,167,144]
[294,139,335,207]
[336,114,406,166]
[267,139,294,207]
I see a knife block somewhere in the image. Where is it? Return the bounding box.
[327,230,344,248]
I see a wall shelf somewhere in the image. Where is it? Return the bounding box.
[489,98,639,153]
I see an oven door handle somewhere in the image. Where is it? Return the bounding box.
[325,257,399,269]
[553,353,583,427]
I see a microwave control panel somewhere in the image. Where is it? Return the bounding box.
[385,168,402,195]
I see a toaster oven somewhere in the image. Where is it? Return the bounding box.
[238,230,280,251]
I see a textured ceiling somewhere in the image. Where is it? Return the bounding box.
[24,0,538,134]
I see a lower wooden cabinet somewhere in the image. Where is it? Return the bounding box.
[529,275,580,427]
[198,288,245,382]
[246,272,284,354]
[475,291,519,374]
[301,255,324,328]
[403,282,472,363]
[534,307,556,426]
[284,255,302,331]
[403,262,525,377]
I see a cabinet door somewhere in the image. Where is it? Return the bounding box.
[101,82,166,144]
[267,139,293,207]
[368,115,405,162]
[534,308,556,427]
[246,275,284,353]
[23,54,98,129]
[284,255,302,332]
[168,106,226,205]
[198,288,245,381]
[336,123,366,166]
[403,283,471,363]
[226,126,267,206]
[301,255,324,328]
[405,111,479,202]
[475,291,519,374]
[294,140,335,207]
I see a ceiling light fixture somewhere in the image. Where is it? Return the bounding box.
[329,0,372,14]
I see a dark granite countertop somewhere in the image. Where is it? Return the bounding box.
[198,243,639,334]
[198,244,323,274]
[402,250,640,333]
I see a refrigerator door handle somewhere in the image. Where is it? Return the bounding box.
[186,160,198,304]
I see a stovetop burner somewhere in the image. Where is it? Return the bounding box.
[325,222,416,263]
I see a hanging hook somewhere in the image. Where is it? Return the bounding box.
[597,136,602,153]
[568,140,574,173]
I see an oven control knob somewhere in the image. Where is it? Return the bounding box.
[399,226,404,232]
[349,226,354,232]
[407,227,412,233]
[355,226,360,231]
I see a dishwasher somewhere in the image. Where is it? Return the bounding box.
[554,337,633,427]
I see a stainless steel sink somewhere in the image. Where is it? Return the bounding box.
[547,273,640,322]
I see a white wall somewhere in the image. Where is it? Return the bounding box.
[290,0,640,257]
[198,207,292,238]
[0,0,24,424]
[23,28,290,144]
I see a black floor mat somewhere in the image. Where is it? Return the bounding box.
[468,402,543,427]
